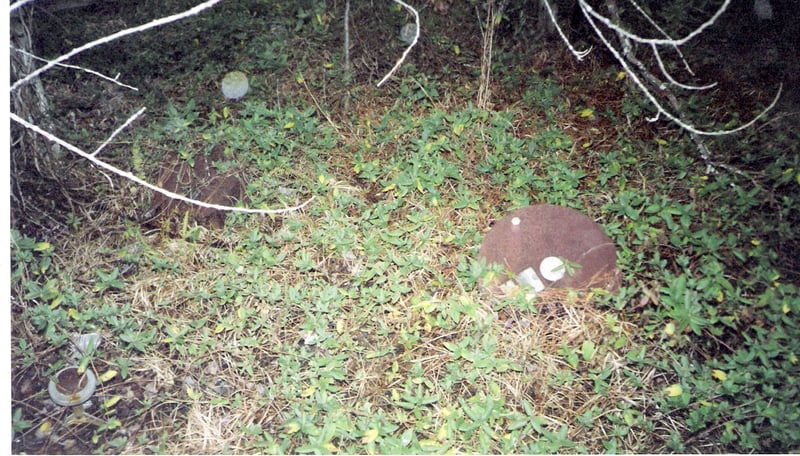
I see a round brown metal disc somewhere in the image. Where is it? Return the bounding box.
[478,205,620,293]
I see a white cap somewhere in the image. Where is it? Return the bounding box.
[540,256,566,282]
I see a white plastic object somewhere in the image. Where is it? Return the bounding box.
[540,256,566,282]
[753,0,773,20]
[516,267,545,292]
[221,71,249,100]
[400,23,417,44]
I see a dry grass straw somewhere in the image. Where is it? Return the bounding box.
[11,122,685,454]
[476,286,677,452]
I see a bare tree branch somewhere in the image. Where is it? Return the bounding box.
[541,0,592,61]
[11,112,316,215]
[376,0,420,87]
[10,46,139,92]
[580,0,732,47]
[10,0,223,92]
[572,0,780,136]
[10,0,316,217]
[90,107,147,157]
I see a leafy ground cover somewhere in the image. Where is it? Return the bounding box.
[11,1,800,453]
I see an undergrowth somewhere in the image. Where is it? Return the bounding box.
[11,1,800,454]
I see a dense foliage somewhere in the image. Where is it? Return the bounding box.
[11,0,799,453]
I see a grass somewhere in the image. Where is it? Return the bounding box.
[11,1,800,454]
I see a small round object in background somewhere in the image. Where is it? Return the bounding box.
[400,23,417,44]
[221,71,249,100]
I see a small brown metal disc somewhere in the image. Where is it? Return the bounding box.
[478,205,620,293]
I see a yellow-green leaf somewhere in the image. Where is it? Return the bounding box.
[453,44,460,55]
[98,370,118,383]
[581,340,596,362]
[665,384,683,397]
[50,294,63,309]
[33,242,51,252]
[284,421,300,434]
[664,322,676,336]
[301,385,316,397]
[579,108,594,118]
[655,138,668,146]
[223,106,230,119]
[615,71,626,81]
[102,395,123,409]
[362,428,379,443]
[38,419,53,436]
[283,122,295,129]
[712,369,727,381]
[436,424,448,441]
[623,409,635,426]
[186,386,202,400]
[452,123,465,136]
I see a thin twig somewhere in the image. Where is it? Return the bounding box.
[298,71,342,137]
[10,0,224,92]
[11,46,139,92]
[11,112,315,215]
[579,0,781,136]
[91,107,147,157]
[376,0,419,87]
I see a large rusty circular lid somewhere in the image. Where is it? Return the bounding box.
[478,205,620,293]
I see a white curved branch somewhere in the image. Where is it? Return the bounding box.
[377,0,420,87]
[541,0,592,61]
[11,46,139,92]
[626,0,694,76]
[576,0,779,136]
[651,44,716,91]
[580,0,732,47]
[11,112,316,215]
[10,0,223,92]
[9,0,37,14]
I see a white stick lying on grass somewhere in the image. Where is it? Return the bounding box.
[11,112,315,215]
[377,0,420,87]
[11,0,314,216]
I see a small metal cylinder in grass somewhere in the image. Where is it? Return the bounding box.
[222,71,249,100]
[48,366,97,406]
[400,23,417,44]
